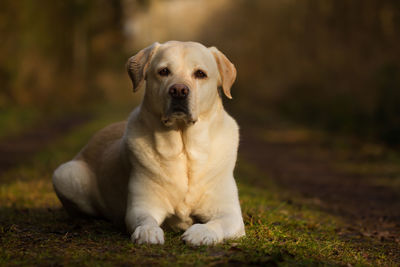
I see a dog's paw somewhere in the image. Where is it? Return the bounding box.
[181,224,222,246]
[131,225,164,245]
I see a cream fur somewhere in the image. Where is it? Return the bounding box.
[52,41,245,246]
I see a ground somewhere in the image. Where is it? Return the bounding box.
[0,102,399,266]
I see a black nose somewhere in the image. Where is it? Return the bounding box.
[169,84,189,99]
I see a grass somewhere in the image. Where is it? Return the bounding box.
[0,104,399,266]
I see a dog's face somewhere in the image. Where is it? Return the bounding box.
[127,41,236,126]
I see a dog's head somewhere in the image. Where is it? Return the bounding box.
[126,41,236,126]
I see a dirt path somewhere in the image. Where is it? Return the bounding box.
[0,113,92,177]
[237,115,400,244]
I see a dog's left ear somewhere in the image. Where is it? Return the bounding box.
[126,42,160,92]
[209,47,237,99]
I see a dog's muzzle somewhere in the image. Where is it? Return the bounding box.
[162,84,196,126]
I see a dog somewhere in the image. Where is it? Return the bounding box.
[52,41,245,246]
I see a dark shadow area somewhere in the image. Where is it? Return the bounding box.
[0,113,92,177]
[0,207,120,238]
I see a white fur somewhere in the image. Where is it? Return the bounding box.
[52,41,245,246]
[52,161,97,216]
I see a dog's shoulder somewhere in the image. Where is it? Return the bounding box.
[213,110,239,143]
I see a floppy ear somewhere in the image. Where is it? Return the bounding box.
[209,46,237,99]
[126,42,160,92]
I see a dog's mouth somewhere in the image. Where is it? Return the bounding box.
[162,104,196,126]
[171,105,188,115]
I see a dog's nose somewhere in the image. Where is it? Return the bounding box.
[169,84,189,99]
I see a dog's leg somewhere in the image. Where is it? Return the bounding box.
[182,212,245,246]
[52,160,97,217]
[182,177,245,246]
[125,187,168,245]
[128,211,165,245]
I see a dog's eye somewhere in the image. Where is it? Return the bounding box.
[158,68,170,76]
[194,69,207,79]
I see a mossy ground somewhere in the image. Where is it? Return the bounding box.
[0,104,399,266]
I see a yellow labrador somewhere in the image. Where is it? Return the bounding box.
[52,41,245,245]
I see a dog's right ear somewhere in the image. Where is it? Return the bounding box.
[126,42,160,92]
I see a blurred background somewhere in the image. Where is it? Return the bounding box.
[1,1,400,258]
[1,0,399,144]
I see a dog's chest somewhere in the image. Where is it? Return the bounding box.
[154,127,212,216]
[154,126,211,175]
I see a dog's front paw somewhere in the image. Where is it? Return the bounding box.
[181,224,222,246]
[131,225,164,245]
